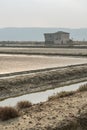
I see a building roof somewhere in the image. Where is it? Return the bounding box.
[55,31,69,34]
[44,31,69,35]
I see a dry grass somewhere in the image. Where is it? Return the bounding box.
[48,83,87,101]
[0,107,19,121]
[17,101,32,109]
[48,91,74,101]
[77,83,87,92]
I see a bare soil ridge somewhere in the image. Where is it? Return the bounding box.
[0,90,87,130]
[0,64,87,100]
[0,47,87,57]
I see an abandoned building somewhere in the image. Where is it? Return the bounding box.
[44,31,70,45]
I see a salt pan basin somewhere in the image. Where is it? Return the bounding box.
[0,54,87,74]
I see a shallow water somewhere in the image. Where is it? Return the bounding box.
[0,81,87,107]
[0,54,87,74]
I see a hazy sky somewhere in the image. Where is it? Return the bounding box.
[0,0,87,28]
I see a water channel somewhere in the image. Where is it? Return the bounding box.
[0,81,87,107]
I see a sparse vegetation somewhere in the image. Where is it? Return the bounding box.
[77,83,87,92]
[17,101,32,109]
[48,83,87,101]
[0,107,19,121]
[48,91,74,101]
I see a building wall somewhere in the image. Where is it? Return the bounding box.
[60,33,69,44]
[44,34,54,44]
[44,32,70,45]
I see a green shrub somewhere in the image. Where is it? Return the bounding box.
[0,107,19,121]
[17,100,32,109]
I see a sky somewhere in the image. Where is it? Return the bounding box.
[0,0,87,28]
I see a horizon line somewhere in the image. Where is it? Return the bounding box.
[0,27,87,29]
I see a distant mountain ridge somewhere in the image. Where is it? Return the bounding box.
[0,28,87,41]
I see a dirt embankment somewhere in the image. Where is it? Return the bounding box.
[0,64,87,100]
[0,47,87,57]
[0,90,87,130]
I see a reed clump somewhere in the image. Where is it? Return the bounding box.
[0,107,19,121]
[17,101,32,109]
[77,83,87,92]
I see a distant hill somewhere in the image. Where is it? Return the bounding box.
[0,28,87,41]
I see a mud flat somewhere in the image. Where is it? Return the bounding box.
[0,89,87,130]
[0,63,87,101]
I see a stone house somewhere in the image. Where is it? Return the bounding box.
[44,31,70,45]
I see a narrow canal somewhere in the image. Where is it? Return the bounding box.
[0,81,87,107]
